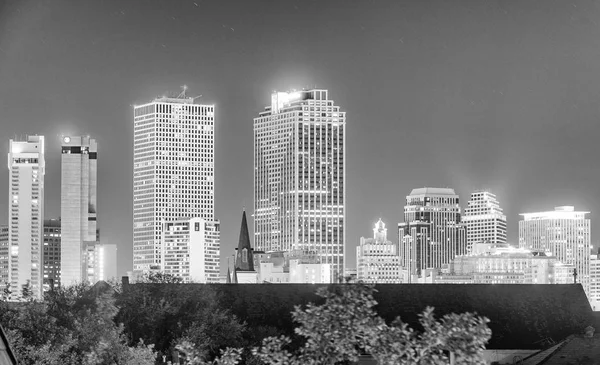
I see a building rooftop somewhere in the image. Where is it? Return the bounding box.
[409,187,457,196]
[520,206,590,220]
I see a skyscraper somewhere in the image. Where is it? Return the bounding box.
[60,135,98,286]
[519,206,591,298]
[254,89,346,282]
[133,90,217,273]
[398,188,467,282]
[462,191,507,247]
[7,136,45,299]
[357,219,402,283]
[43,218,61,290]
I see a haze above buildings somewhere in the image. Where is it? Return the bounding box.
[1,0,600,277]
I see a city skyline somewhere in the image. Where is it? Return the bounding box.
[2,0,600,278]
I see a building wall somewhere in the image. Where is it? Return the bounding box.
[8,136,45,299]
[161,217,220,283]
[94,243,117,282]
[462,191,507,246]
[43,219,61,289]
[254,89,346,282]
[60,135,97,286]
[133,97,215,272]
[518,206,591,297]
[590,254,600,311]
[0,226,8,287]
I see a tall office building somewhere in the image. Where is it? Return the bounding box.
[43,219,61,290]
[0,225,8,288]
[7,136,45,299]
[590,254,600,311]
[161,217,220,283]
[519,206,591,298]
[254,89,346,282]
[133,90,217,273]
[60,136,98,286]
[462,191,507,247]
[398,188,467,282]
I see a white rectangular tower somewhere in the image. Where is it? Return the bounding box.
[462,191,507,247]
[60,135,98,286]
[161,217,220,283]
[7,135,45,299]
[254,89,346,282]
[133,92,216,273]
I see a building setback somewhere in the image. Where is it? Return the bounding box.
[357,219,401,283]
[7,135,45,299]
[519,206,591,300]
[254,89,346,282]
[398,188,467,283]
[43,218,61,289]
[133,90,217,273]
[60,135,98,286]
[462,191,507,247]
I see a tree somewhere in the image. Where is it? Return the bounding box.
[0,283,158,365]
[1,282,11,301]
[116,279,246,363]
[253,283,492,365]
[21,280,34,302]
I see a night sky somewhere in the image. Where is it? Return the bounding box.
[1,0,600,278]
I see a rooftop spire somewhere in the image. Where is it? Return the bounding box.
[235,210,254,271]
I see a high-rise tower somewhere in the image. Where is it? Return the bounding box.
[519,206,591,298]
[398,187,466,282]
[60,135,98,286]
[133,90,217,273]
[462,191,507,247]
[7,136,45,299]
[254,89,346,282]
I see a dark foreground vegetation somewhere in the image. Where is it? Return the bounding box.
[1,274,492,364]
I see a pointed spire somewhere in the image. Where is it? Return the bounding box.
[232,267,238,283]
[226,266,232,284]
[235,210,254,271]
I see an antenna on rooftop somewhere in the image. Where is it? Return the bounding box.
[177,85,188,99]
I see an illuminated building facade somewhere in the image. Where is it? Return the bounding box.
[432,243,576,284]
[161,217,220,283]
[462,191,507,247]
[0,226,8,288]
[519,206,591,297]
[398,188,467,282]
[357,219,401,283]
[589,254,600,311]
[7,136,45,299]
[254,89,346,282]
[133,91,217,273]
[60,135,98,286]
[43,219,61,290]
[93,242,117,282]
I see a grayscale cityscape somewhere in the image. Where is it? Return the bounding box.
[1,1,599,364]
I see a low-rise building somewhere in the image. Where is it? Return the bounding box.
[417,243,575,285]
